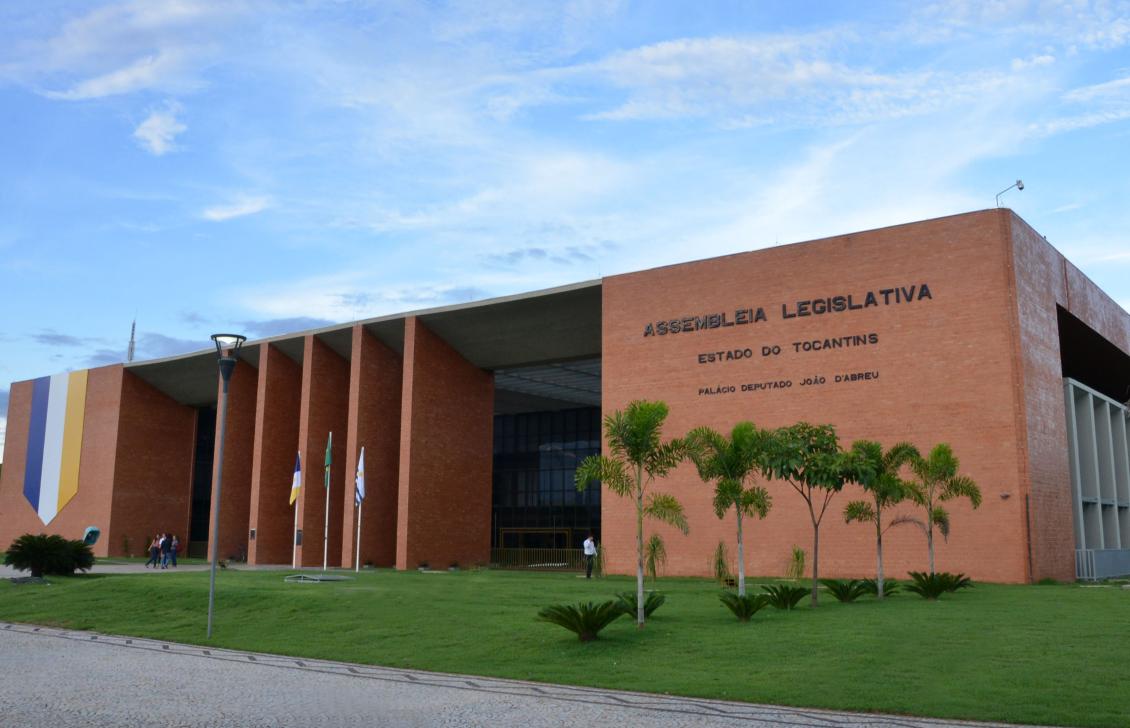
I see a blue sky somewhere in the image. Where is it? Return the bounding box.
[2,0,1130,452]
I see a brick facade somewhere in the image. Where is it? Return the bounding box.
[341,325,402,569]
[2,211,1127,582]
[395,317,494,570]
[247,344,302,565]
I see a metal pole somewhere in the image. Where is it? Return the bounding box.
[206,357,234,639]
[292,499,299,569]
[355,502,362,572]
[323,461,330,571]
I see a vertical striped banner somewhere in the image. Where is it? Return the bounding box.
[23,370,88,525]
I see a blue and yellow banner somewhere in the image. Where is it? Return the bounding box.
[23,370,88,525]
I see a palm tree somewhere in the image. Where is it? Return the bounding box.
[842,440,917,600]
[686,422,772,597]
[905,443,983,574]
[575,400,689,628]
[762,423,847,607]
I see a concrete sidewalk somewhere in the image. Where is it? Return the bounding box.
[0,623,1049,728]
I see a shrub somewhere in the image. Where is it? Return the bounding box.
[4,534,95,578]
[615,591,666,619]
[906,571,949,600]
[645,534,667,582]
[820,578,869,603]
[786,545,806,581]
[939,572,973,592]
[719,591,770,622]
[712,541,733,585]
[762,584,809,610]
[537,601,623,641]
[861,577,900,597]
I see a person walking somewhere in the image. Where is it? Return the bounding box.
[583,531,597,579]
[145,534,161,568]
[159,533,171,569]
[170,535,179,567]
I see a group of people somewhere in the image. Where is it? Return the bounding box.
[144,533,179,569]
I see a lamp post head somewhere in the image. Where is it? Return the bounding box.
[210,333,247,358]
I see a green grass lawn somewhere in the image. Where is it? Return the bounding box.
[1,569,1127,727]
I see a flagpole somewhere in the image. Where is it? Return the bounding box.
[323,432,331,572]
[292,499,299,569]
[355,502,362,572]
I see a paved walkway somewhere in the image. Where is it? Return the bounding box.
[0,623,1044,728]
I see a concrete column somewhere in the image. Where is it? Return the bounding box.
[295,336,350,567]
[341,325,402,568]
[247,344,302,565]
[207,360,258,562]
[395,317,494,570]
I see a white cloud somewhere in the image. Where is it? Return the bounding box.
[202,195,271,222]
[44,50,189,100]
[132,101,186,155]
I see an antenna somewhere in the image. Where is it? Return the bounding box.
[995,179,1024,207]
[127,319,136,362]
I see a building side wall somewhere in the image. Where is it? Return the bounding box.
[294,336,350,567]
[247,344,303,565]
[207,360,258,562]
[341,325,403,568]
[602,210,1030,582]
[396,317,494,570]
[108,370,196,559]
[1009,214,1130,581]
[0,366,122,557]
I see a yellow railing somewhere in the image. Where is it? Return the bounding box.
[490,547,586,571]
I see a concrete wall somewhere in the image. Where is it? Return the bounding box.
[341,325,402,568]
[602,209,1030,582]
[395,317,494,570]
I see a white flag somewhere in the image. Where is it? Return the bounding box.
[354,447,366,507]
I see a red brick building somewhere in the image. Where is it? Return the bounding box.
[3,209,1129,581]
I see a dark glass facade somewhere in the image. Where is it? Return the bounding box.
[492,407,601,549]
[189,406,216,544]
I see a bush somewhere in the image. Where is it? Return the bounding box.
[786,546,806,581]
[939,572,973,592]
[615,591,666,619]
[719,591,770,622]
[762,584,809,610]
[861,578,900,597]
[4,534,95,578]
[906,571,947,599]
[712,541,733,585]
[820,578,869,603]
[537,601,623,641]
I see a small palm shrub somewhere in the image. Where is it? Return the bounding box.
[615,591,666,619]
[861,577,900,597]
[820,578,869,603]
[719,591,770,622]
[906,571,952,600]
[938,572,973,592]
[712,541,733,586]
[786,545,806,581]
[644,534,667,582]
[537,601,623,641]
[4,534,94,578]
[592,545,605,578]
[762,584,809,610]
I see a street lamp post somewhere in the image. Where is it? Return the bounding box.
[207,333,246,639]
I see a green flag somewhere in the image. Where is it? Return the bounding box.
[324,431,332,489]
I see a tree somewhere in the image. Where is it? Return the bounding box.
[686,422,772,596]
[842,440,917,600]
[905,443,983,574]
[762,423,847,607]
[575,400,688,628]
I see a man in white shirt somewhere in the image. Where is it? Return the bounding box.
[583,531,597,579]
